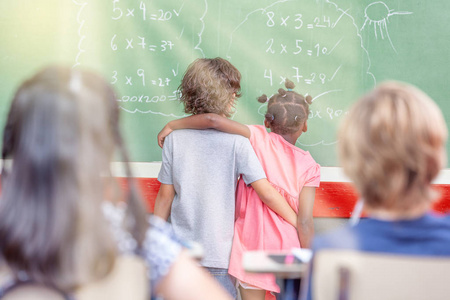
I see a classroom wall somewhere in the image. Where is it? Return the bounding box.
[116,164,450,233]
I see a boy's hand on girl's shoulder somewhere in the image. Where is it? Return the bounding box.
[157,124,173,148]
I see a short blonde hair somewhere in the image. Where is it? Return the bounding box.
[338,81,447,211]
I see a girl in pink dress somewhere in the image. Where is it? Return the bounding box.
[158,79,320,300]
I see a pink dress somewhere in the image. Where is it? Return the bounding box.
[228,125,320,293]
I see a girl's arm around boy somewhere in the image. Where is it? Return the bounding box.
[157,114,298,229]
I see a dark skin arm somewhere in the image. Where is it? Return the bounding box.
[250,178,297,228]
[297,187,316,248]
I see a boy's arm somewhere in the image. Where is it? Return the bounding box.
[297,187,316,248]
[158,113,250,147]
[153,183,176,221]
[250,178,298,228]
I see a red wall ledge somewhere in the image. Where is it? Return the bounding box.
[117,178,450,218]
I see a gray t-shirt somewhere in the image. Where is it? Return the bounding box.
[158,129,266,269]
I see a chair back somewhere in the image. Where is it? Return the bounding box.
[0,255,149,300]
[313,250,450,300]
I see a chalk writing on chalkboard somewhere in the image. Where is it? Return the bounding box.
[4,0,449,167]
[226,1,369,149]
[361,2,412,53]
[68,0,418,164]
[7,0,443,165]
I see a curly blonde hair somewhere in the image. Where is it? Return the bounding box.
[338,81,447,212]
[179,58,241,118]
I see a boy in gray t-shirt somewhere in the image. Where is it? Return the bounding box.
[158,129,265,270]
[154,58,297,299]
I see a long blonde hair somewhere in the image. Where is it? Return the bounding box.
[0,66,148,291]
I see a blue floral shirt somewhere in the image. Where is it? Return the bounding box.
[103,203,182,295]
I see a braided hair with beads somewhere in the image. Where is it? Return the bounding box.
[258,79,312,135]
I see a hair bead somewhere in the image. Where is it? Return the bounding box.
[285,79,295,90]
[278,88,287,97]
[257,94,268,103]
[305,95,313,105]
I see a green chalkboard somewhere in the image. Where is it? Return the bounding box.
[1,0,449,166]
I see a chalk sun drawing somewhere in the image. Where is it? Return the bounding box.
[226,0,377,148]
[360,1,412,53]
